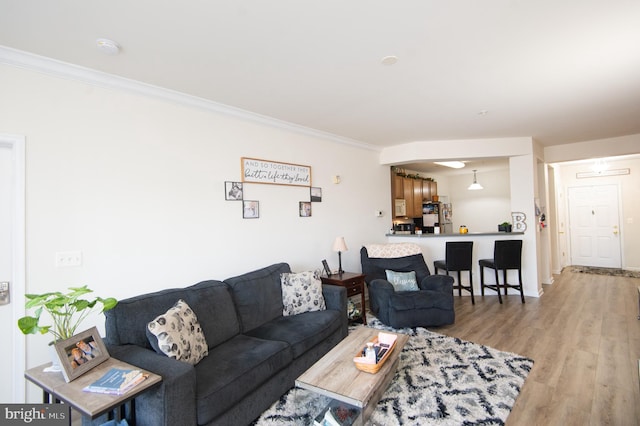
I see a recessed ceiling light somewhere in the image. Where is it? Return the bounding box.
[434,161,466,169]
[96,38,120,55]
[381,56,398,66]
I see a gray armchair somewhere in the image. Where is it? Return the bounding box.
[360,246,455,328]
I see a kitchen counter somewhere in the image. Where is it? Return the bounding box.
[385,231,536,299]
[387,231,525,237]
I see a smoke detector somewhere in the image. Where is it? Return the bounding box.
[96,38,120,55]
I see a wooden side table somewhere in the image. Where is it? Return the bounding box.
[25,357,162,424]
[321,272,367,325]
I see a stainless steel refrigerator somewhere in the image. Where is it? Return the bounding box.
[422,202,452,234]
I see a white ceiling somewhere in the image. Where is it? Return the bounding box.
[1,0,639,151]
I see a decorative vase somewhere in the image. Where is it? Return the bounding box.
[43,344,63,373]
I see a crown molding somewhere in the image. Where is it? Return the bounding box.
[0,45,379,152]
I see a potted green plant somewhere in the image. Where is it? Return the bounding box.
[498,221,512,232]
[18,285,117,343]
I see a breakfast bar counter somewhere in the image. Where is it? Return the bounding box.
[385,232,533,298]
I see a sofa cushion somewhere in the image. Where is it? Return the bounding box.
[105,280,240,350]
[224,263,291,332]
[385,270,419,291]
[390,291,454,311]
[246,309,342,358]
[281,270,326,316]
[147,299,208,365]
[194,334,292,424]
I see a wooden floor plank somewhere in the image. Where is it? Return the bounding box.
[435,268,640,425]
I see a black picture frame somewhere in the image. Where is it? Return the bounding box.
[243,200,259,218]
[225,181,243,201]
[310,187,322,202]
[322,259,331,277]
[299,201,312,217]
[54,326,110,382]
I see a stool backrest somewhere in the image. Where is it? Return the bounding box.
[494,240,523,269]
[445,241,473,270]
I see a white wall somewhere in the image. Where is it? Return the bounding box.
[0,64,391,394]
[447,169,511,232]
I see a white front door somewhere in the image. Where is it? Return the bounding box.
[0,135,26,402]
[568,184,621,268]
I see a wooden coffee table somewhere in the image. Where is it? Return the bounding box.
[295,326,409,425]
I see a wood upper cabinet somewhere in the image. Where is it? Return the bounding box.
[412,180,424,217]
[390,169,437,218]
[403,177,414,218]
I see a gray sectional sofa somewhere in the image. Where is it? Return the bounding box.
[103,263,348,426]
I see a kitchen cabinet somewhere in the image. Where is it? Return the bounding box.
[403,177,415,218]
[390,169,437,218]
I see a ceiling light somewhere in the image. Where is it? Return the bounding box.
[381,56,398,65]
[434,161,465,169]
[468,169,483,190]
[96,38,120,55]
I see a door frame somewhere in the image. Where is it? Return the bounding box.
[0,134,26,402]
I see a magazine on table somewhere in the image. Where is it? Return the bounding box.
[83,368,148,395]
[313,399,360,426]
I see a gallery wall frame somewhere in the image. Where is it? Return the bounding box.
[299,201,312,217]
[311,187,322,202]
[243,200,260,219]
[225,181,243,200]
[241,157,311,187]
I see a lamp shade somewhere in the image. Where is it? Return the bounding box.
[332,237,348,252]
[468,169,483,190]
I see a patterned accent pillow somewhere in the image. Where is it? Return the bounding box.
[280,270,326,316]
[147,299,208,365]
[385,270,419,291]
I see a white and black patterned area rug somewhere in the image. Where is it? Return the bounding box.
[253,317,534,425]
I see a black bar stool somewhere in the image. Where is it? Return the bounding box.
[479,239,524,304]
[434,241,474,304]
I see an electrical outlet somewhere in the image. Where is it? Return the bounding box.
[55,251,82,268]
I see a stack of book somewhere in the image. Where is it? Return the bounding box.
[83,368,149,395]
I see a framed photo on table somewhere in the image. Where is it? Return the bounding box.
[54,326,110,382]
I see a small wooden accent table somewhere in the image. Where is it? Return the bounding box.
[296,326,409,425]
[321,272,367,324]
[25,357,161,424]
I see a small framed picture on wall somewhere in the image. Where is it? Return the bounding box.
[299,202,312,217]
[243,200,259,218]
[225,181,243,201]
[310,187,322,202]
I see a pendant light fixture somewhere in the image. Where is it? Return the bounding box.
[468,169,483,190]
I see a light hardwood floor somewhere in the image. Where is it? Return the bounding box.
[436,268,640,426]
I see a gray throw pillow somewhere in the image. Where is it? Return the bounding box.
[385,270,419,291]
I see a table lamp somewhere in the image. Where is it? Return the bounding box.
[332,237,348,275]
